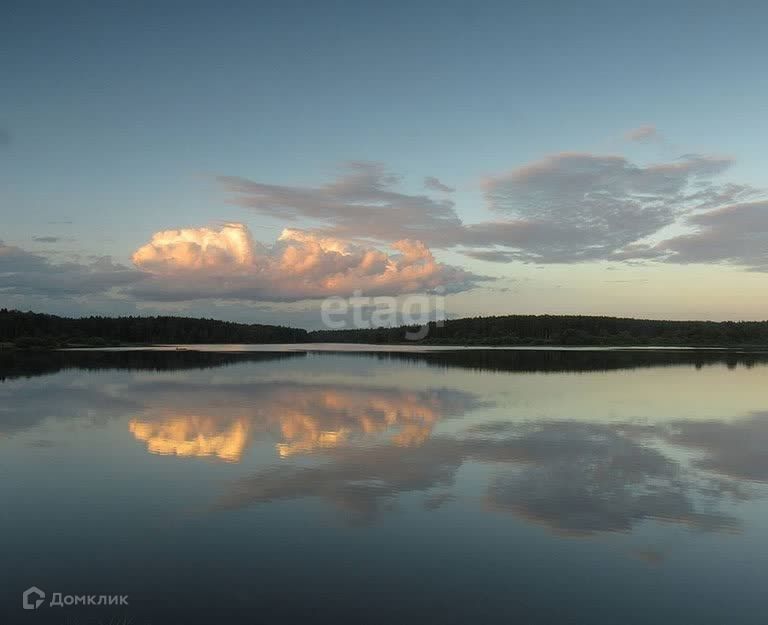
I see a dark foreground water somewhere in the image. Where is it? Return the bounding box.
[2,346,768,624]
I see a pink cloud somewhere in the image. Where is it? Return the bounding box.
[131,223,483,302]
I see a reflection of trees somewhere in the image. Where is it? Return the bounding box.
[218,420,749,533]
[128,383,481,462]
[0,349,304,382]
[4,347,768,383]
[370,349,768,374]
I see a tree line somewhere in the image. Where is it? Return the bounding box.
[0,309,308,348]
[3,309,768,348]
[311,314,768,346]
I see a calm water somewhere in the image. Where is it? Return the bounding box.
[2,346,768,624]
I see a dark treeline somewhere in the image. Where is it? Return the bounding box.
[4,309,768,348]
[311,315,768,346]
[0,309,309,348]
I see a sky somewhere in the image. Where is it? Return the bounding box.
[2,0,768,327]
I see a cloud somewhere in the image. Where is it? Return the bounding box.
[649,201,768,270]
[481,152,738,263]
[131,222,258,272]
[220,155,746,266]
[219,161,501,250]
[219,161,463,244]
[461,249,519,263]
[5,147,763,308]
[424,176,455,193]
[0,240,143,297]
[3,219,484,306]
[130,223,484,302]
[625,125,660,142]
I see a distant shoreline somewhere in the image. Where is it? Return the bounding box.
[7,342,768,353]
[4,309,768,351]
[57,343,768,353]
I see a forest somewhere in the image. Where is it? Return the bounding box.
[3,308,768,348]
[312,315,768,346]
[0,309,308,348]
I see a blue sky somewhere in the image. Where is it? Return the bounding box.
[2,0,768,325]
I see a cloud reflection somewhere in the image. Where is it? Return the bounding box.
[129,416,251,462]
[218,419,751,533]
[128,382,482,462]
[656,412,768,483]
[3,352,766,538]
[483,422,737,535]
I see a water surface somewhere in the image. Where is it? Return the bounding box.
[2,347,767,624]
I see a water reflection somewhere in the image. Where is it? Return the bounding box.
[0,383,140,436]
[657,413,768,482]
[4,345,768,382]
[217,416,757,532]
[0,349,303,381]
[128,383,482,461]
[481,421,740,535]
[2,348,768,540]
[129,416,251,462]
[366,348,768,373]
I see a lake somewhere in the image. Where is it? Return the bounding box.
[2,346,768,624]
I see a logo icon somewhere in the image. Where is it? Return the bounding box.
[22,586,45,610]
